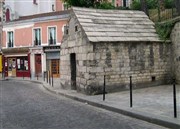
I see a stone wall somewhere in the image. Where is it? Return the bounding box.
[171,21,180,84]
[60,15,172,95]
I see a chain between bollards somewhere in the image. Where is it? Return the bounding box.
[173,79,177,118]
[130,76,133,108]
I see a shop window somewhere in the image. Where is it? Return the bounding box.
[33,28,41,46]
[7,31,14,48]
[48,27,56,45]
[17,57,28,71]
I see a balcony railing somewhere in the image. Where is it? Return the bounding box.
[34,40,41,46]
[49,39,56,45]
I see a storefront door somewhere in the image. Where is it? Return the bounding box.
[51,59,60,77]
[35,54,42,76]
[8,58,16,77]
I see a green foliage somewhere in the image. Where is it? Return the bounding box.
[131,0,141,10]
[155,21,175,40]
[164,0,173,9]
[131,0,173,10]
[147,0,157,9]
[61,0,115,9]
[96,2,115,9]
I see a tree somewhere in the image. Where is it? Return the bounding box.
[60,0,114,9]
[175,0,180,15]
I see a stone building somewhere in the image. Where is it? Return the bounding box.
[171,18,180,84]
[60,7,172,95]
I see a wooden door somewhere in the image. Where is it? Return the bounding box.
[8,58,16,77]
[35,54,42,76]
[51,59,59,78]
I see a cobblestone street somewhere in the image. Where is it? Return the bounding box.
[0,80,167,129]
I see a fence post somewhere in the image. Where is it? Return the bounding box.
[173,79,177,118]
[130,76,133,107]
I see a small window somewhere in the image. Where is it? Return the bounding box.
[52,4,55,11]
[64,25,69,35]
[33,28,41,46]
[75,25,78,32]
[5,8,10,22]
[48,27,56,45]
[152,76,156,82]
[7,31,14,48]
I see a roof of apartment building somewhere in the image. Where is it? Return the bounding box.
[72,7,160,42]
[16,10,70,21]
[4,10,70,25]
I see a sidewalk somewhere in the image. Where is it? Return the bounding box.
[2,77,180,129]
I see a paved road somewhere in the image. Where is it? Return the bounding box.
[0,80,167,129]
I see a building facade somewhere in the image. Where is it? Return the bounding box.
[171,19,180,84]
[1,10,69,77]
[1,0,65,22]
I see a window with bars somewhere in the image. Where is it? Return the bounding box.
[33,28,41,46]
[48,27,56,45]
[7,31,14,48]
[33,0,37,4]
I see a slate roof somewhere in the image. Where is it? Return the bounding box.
[73,7,160,42]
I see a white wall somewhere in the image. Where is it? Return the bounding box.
[5,0,56,19]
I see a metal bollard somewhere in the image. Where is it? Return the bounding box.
[103,75,106,101]
[46,71,48,83]
[130,76,133,107]
[30,72,31,80]
[43,72,45,81]
[37,74,38,80]
[49,71,51,85]
[51,73,53,87]
[173,79,177,118]
[23,74,24,80]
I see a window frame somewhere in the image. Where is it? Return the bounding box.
[33,28,42,46]
[7,31,14,48]
[17,56,29,71]
[47,26,57,45]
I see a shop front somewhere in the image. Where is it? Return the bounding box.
[2,48,31,77]
[44,46,60,78]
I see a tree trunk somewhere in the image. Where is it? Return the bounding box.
[175,0,180,15]
[140,0,149,16]
[159,0,165,11]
